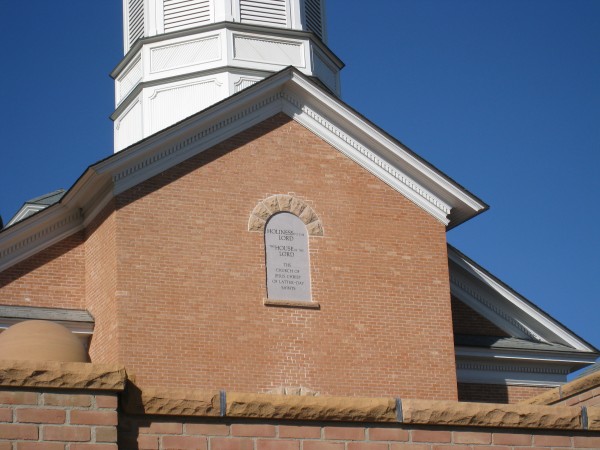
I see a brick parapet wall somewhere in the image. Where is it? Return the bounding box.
[118,385,600,448]
[0,361,125,448]
[1,361,600,449]
[122,388,599,431]
[0,389,119,448]
[119,418,600,450]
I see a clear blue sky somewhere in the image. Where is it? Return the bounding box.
[1,1,599,357]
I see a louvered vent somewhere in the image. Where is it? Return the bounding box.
[164,0,213,32]
[240,0,288,27]
[128,0,145,48]
[304,0,323,39]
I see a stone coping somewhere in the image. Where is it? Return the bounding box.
[226,392,397,422]
[122,387,598,431]
[521,370,600,405]
[0,360,596,431]
[0,360,126,391]
[122,384,221,417]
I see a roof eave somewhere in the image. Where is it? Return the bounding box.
[449,244,600,354]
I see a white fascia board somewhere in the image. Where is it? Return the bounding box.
[455,346,599,366]
[282,95,450,224]
[0,205,83,273]
[0,165,114,272]
[456,354,581,386]
[457,368,565,387]
[115,100,283,195]
[97,84,290,197]
[59,169,115,229]
[448,246,597,352]
[286,73,487,225]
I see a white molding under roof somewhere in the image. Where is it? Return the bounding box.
[449,245,598,353]
[456,358,569,387]
[455,346,598,387]
[0,69,486,273]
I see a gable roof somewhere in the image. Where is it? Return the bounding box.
[0,68,487,273]
[449,244,598,354]
[5,189,66,227]
[455,335,589,354]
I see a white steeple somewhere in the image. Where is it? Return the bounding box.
[112,0,343,152]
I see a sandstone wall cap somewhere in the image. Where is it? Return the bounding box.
[122,384,220,416]
[0,360,126,391]
[521,371,600,405]
[519,387,562,405]
[587,406,600,431]
[226,392,397,422]
[402,399,582,430]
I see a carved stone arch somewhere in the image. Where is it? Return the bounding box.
[248,194,323,236]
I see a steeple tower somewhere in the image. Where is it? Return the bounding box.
[112,0,343,152]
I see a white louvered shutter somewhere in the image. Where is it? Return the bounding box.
[304,0,323,39]
[128,0,145,49]
[164,0,213,33]
[239,0,288,27]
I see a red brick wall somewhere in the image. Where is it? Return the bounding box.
[0,388,118,448]
[451,297,509,337]
[118,417,600,450]
[0,231,85,310]
[110,114,456,399]
[458,383,552,404]
[86,201,120,364]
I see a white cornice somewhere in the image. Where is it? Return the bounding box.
[454,349,599,386]
[285,73,487,226]
[0,70,487,273]
[0,206,83,273]
[455,350,596,387]
[450,271,539,341]
[455,346,598,365]
[456,360,567,387]
[449,245,598,353]
[281,92,452,224]
[112,93,284,195]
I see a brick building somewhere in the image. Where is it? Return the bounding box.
[0,1,599,448]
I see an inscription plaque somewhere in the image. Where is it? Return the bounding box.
[265,213,311,301]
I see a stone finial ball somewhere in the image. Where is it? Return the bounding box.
[0,320,89,362]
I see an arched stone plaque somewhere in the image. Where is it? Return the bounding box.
[265,212,311,301]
